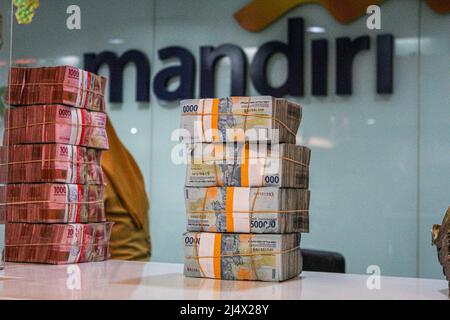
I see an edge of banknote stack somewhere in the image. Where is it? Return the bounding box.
[0,65,112,265]
[432,207,450,292]
[180,96,310,282]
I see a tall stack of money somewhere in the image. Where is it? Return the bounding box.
[432,207,450,291]
[0,66,112,265]
[180,96,311,282]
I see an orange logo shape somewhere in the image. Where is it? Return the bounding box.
[234,0,450,32]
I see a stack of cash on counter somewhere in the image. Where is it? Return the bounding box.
[0,66,112,265]
[180,96,311,282]
[432,208,450,291]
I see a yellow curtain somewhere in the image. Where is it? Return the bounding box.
[101,117,151,261]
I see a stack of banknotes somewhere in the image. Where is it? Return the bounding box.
[3,104,109,149]
[180,96,310,282]
[6,66,107,112]
[1,66,112,265]
[180,96,301,144]
[432,207,450,291]
[5,222,113,264]
[0,183,105,223]
[0,144,104,185]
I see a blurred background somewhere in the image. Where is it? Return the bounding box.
[0,0,448,279]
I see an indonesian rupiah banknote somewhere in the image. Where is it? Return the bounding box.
[6,66,107,112]
[3,104,109,149]
[185,187,310,234]
[5,222,113,264]
[0,183,105,224]
[0,144,104,185]
[184,232,302,282]
[180,96,301,144]
[186,143,310,188]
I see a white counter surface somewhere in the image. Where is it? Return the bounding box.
[0,260,448,300]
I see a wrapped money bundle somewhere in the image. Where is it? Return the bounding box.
[2,66,111,266]
[0,144,104,185]
[181,96,308,282]
[185,187,310,234]
[186,143,310,188]
[6,66,106,112]
[432,207,450,289]
[3,104,109,149]
[0,183,105,224]
[184,232,302,282]
[5,222,113,265]
[180,96,301,144]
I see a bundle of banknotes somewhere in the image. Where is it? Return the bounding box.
[0,183,105,223]
[0,144,104,185]
[184,232,302,282]
[432,207,450,290]
[3,104,109,149]
[185,187,310,233]
[6,66,107,112]
[180,96,310,282]
[1,66,111,265]
[5,222,113,264]
[180,96,301,144]
[185,143,310,188]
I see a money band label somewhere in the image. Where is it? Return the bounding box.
[79,109,87,148]
[213,233,221,279]
[67,146,74,183]
[233,188,251,233]
[211,99,219,142]
[85,72,91,109]
[225,187,235,232]
[76,185,82,222]
[241,144,250,187]
[68,185,76,222]
[202,100,212,141]
[75,69,82,107]
[198,233,221,278]
[78,224,88,263]
[72,146,78,184]
[68,225,80,264]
